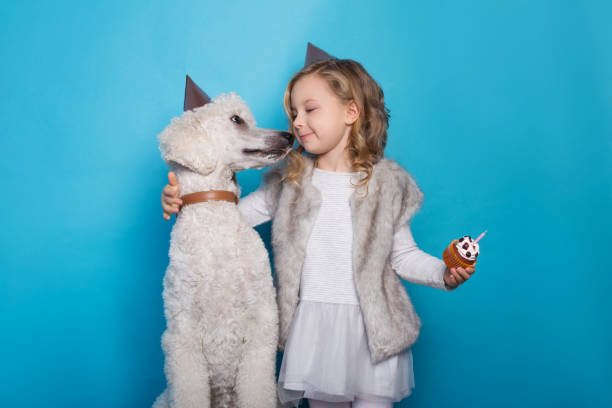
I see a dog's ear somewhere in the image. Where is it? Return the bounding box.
[158,109,217,176]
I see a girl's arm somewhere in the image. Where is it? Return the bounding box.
[237,178,274,227]
[390,221,455,291]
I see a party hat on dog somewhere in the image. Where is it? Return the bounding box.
[184,74,212,112]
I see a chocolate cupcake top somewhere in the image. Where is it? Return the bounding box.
[455,236,479,261]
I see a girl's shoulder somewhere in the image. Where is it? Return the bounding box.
[372,157,421,191]
[373,158,424,222]
[260,155,420,194]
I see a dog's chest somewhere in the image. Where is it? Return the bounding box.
[171,203,265,252]
[166,202,270,291]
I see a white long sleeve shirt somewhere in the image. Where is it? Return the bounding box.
[238,167,451,305]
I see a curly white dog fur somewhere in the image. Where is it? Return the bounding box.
[153,92,293,408]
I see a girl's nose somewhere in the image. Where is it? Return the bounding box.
[293,112,304,128]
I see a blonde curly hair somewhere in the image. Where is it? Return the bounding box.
[280,59,390,192]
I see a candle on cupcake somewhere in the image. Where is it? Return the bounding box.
[442,230,486,269]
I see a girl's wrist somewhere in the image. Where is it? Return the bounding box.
[443,269,458,289]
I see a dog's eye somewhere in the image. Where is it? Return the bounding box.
[230,115,244,125]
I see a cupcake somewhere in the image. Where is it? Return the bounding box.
[443,235,480,269]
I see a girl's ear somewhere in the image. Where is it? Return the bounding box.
[345,100,360,125]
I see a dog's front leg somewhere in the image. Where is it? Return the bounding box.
[234,302,279,408]
[162,318,211,408]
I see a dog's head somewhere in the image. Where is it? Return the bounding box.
[158,92,294,175]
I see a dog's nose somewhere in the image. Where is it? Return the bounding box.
[281,132,295,144]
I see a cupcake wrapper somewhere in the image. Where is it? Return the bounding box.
[443,240,477,269]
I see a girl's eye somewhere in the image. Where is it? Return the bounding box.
[231,115,243,124]
[291,108,316,119]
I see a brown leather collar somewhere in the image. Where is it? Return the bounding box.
[179,190,239,211]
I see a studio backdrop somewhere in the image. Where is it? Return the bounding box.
[1,1,610,407]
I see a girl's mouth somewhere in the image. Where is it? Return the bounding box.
[300,132,313,139]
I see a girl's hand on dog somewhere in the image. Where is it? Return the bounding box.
[162,172,182,220]
[443,266,475,289]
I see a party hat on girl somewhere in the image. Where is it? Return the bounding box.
[305,42,336,66]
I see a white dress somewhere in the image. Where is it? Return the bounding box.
[238,167,451,406]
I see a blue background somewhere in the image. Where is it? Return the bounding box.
[1,1,610,407]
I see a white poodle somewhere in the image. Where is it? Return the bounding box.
[153,91,294,408]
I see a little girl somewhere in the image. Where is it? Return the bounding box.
[161,59,474,407]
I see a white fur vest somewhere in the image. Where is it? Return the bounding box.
[261,155,425,364]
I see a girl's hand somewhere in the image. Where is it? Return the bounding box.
[443,266,475,289]
[161,172,182,220]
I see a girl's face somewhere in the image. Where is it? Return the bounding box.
[290,73,358,156]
